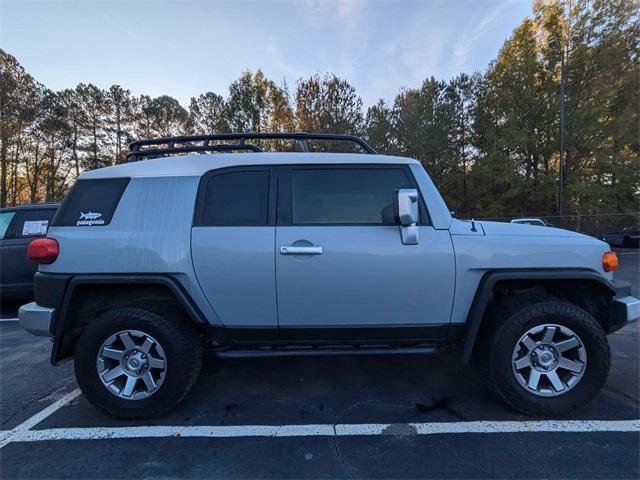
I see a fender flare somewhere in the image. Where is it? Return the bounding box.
[50,274,208,364]
[460,269,615,364]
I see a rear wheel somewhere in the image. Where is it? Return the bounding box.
[475,294,610,415]
[75,307,203,419]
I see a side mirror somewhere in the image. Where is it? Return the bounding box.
[393,189,419,245]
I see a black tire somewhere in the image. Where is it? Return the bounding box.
[474,294,610,416]
[74,307,203,419]
[622,235,639,248]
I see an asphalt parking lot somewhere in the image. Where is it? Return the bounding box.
[0,250,638,479]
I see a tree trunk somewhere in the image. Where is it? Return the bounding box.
[461,109,469,216]
[0,135,8,208]
[47,140,54,202]
[30,142,40,203]
[73,121,80,177]
[93,120,98,167]
[10,133,21,205]
[115,102,121,164]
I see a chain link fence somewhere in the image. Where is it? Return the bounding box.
[478,213,640,241]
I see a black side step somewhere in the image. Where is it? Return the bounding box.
[212,345,446,359]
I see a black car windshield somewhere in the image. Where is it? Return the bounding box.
[0,212,15,239]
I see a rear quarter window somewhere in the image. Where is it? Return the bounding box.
[52,178,130,227]
[196,170,271,226]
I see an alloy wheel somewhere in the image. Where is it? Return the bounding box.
[511,324,587,397]
[96,330,167,400]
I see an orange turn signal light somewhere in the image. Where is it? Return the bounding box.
[602,251,618,272]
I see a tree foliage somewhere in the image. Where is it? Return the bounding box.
[1,0,638,215]
[295,73,364,134]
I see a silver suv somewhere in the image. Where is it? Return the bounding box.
[19,133,640,419]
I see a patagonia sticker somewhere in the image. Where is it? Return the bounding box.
[77,211,104,226]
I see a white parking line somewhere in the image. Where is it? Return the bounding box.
[2,418,638,447]
[1,388,638,448]
[0,388,81,448]
[0,318,19,322]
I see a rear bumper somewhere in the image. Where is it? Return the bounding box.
[19,302,55,337]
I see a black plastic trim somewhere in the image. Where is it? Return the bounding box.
[49,274,207,364]
[33,272,71,310]
[215,345,445,359]
[607,280,636,334]
[460,268,616,363]
[208,323,451,346]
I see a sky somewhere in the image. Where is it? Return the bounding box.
[1,0,532,108]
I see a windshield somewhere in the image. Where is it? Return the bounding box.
[514,219,544,226]
[0,212,16,239]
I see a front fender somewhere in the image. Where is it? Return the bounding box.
[460,269,615,363]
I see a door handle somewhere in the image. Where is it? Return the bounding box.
[280,245,323,255]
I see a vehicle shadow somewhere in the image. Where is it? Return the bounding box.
[34,347,639,430]
[0,298,24,319]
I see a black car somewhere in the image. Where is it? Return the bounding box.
[0,203,59,299]
[603,229,640,248]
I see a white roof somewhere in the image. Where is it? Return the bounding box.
[80,152,420,179]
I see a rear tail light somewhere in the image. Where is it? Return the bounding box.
[27,238,59,264]
[602,251,618,272]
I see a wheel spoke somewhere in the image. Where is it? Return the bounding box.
[542,326,556,343]
[119,332,136,351]
[148,356,165,369]
[102,365,125,383]
[546,370,565,392]
[558,357,584,373]
[555,337,580,353]
[521,335,537,352]
[142,371,156,391]
[101,347,125,361]
[121,376,138,397]
[527,370,541,390]
[514,356,531,370]
[140,337,154,354]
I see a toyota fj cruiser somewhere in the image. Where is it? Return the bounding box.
[19,133,640,419]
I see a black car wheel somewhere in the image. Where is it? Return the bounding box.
[74,307,203,419]
[475,294,610,415]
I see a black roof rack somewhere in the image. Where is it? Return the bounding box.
[126,133,377,162]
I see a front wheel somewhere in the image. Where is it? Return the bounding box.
[74,307,203,419]
[475,295,610,415]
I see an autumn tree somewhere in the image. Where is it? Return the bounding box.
[38,90,74,201]
[0,0,637,219]
[135,95,188,138]
[189,92,228,134]
[0,49,39,207]
[74,83,111,171]
[226,70,293,133]
[107,85,135,163]
[445,73,480,215]
[364,99,395,153]
[295,74,363,135]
